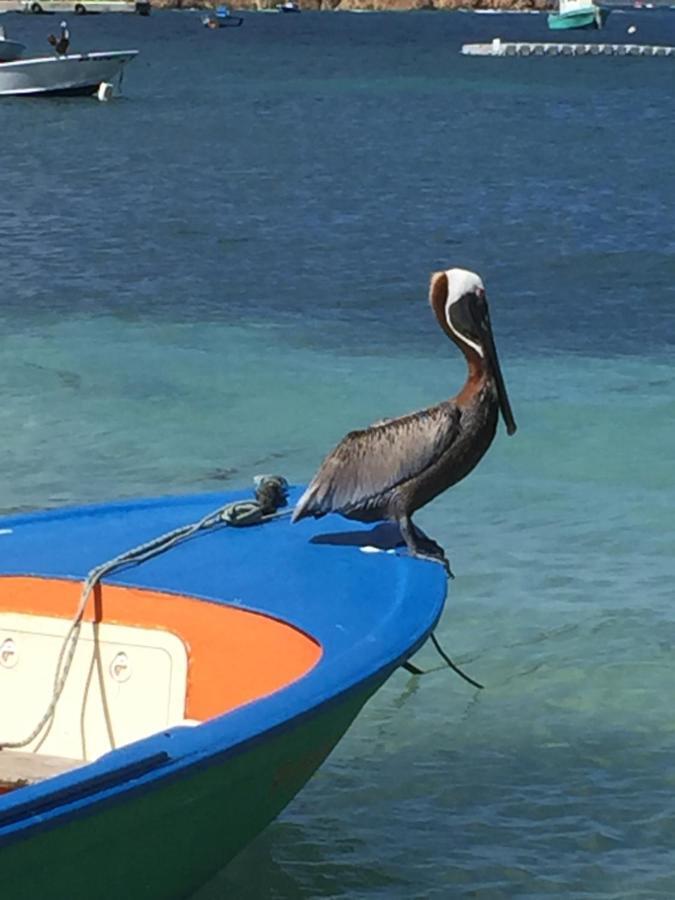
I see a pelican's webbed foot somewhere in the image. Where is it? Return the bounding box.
[414,549,454,578]
[398,516,454,579]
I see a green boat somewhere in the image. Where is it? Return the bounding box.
[547,0,609,30]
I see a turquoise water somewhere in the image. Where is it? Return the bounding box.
[3,8,675,896]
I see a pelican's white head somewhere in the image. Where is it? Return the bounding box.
[445,268,485,305]
[443,268,486,358]
[428,266,516,436]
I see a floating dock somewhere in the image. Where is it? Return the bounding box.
[461,38,675,57]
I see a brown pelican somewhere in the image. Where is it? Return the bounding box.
[292,267,517,575]
[47,21,70,57]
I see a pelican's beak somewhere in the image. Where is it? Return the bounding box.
[475,293,517,436]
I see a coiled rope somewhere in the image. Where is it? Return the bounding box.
[0,475,289,751]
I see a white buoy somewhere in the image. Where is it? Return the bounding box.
[97,81,114,102]
[627,24,637,34]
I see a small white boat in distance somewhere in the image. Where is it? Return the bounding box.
[0,49,137,97]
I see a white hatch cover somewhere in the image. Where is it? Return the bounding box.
[0,612,189,762]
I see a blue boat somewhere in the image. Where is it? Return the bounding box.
[202,5,243,28]
[0,480,447,898]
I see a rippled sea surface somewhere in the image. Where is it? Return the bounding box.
[2,7,675,896]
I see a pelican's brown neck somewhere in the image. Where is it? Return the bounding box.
[462,345,487,379]
[456,347,489,406]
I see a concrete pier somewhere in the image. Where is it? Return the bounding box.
[461,39,675,57]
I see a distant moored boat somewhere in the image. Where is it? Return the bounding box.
[202,5,244,28]
[548,0,609,30]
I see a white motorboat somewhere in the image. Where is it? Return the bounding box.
[0,49,137,97]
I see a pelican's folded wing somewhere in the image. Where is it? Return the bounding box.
[292,402,461,521]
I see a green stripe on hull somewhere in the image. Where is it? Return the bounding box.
[548,12,594,28]
[3,683,377,900]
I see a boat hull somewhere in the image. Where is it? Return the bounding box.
[2,677,377,900]
[202,14,243,26]
[0,50,137,97]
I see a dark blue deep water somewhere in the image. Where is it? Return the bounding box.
[2,7,675,897]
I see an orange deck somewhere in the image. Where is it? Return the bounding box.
[0,576,322,721]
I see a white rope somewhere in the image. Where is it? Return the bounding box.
[0,478,290,751]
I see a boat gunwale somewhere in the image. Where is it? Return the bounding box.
[0,49,138,69]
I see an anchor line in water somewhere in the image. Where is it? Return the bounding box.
[403,633,484,690]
